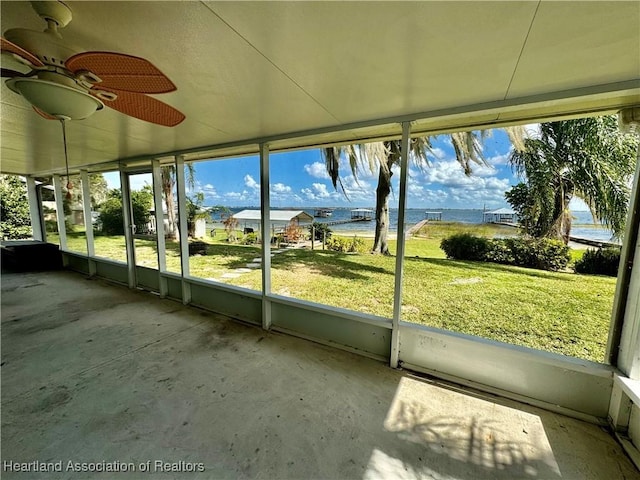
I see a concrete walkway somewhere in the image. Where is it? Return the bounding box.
[1,271,638,479]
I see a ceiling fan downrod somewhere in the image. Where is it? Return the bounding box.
[60,118,72,198]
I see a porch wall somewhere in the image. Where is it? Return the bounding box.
[63,251,618,423]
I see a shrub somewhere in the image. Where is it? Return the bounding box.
[574,247,621,276]
[484,240,514,264]
[98,188,152,235]
[440,234,490,261]
[241,232,259,245]
[98,197,125,235]
[500,237,570,271]
[0,175,32,240]
[309,222,332,241]
[326,235,366,253]
[440,234,570,271]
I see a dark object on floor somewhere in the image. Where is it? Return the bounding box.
[1,240,62,272]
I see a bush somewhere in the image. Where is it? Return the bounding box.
[574,247,621,276]
[98,188,152,235]
[326,235,366,253]
[241,232,258,245]
[440,233,490,261]
[498,238,570,271]
[440,234,570,271]
[0,175,32,240]
[483,240,514,264]
[98,197,125,235]
[309,222,332,241]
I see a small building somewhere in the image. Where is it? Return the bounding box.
[425,211,442,221]
[231,209,313,233]
[483,208,517,224]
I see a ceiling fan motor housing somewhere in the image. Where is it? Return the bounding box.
[31,1,73,29]
[3,28,78,68]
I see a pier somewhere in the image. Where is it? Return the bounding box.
[492,222,620,248]
[322,217,372,226]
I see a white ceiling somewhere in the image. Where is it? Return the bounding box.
[1,1,639,175]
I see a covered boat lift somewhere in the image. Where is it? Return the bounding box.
[483,207,517,224]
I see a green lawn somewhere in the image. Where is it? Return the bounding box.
[48,225,614,363]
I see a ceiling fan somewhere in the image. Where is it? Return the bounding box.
[1,0,185,127]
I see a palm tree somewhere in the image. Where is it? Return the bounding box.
[324,128,525,254]
[507,116,638,244]
[161,164,195,240]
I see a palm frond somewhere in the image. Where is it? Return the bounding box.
[504,125,527,152]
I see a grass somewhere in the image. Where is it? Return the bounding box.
[47,224,615,363]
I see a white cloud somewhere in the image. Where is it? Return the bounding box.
[524,123,541,138]
[404,157,514,208]
[427,147,446,160]
[244,174,259,190]
[224,191,246,200]
[311,183,331,198]
[486,152,511,167]
[192,181,219,201]
[304,162,330,179]
[301,183,336,201]
[422,160,503,186]
[340,175,374,201]
[301,187,315,201]
[272,183,292,194]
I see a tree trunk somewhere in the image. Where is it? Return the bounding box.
[549,180,574,244]
[372,161,393,255]
[164,187,178,241]
[161,167,178,241]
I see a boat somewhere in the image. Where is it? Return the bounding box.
[314,208,333,218]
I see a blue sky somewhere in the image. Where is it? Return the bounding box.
[105,126,589,211]
[189,129,519,210]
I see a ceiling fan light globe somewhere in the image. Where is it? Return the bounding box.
[6,77,103,120]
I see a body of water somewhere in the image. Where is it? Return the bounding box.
[314,208,617,243]
[212,207,618,244]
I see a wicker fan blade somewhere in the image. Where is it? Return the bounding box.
[94,88,184,127]
[1,37,44,67]
[66,52,176,94]
[33,106,57,120]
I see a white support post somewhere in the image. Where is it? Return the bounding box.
[175,155,191,304]
[52,174,67,251]
[390,121,411,368]
[120,170,136,288]
[609,142,640,371]
[152,159,168,297]
[80,170,96,275]
[26,176,43,241]
[259,143,272,330]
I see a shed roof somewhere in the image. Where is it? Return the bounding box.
[232,210,313,223]
[486,208,516,215]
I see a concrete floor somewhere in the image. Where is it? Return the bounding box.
[1,270,638,480]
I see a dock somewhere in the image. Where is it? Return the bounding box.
[323,217,372,226]
[406,219,429,236]
[491,222,620,248]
